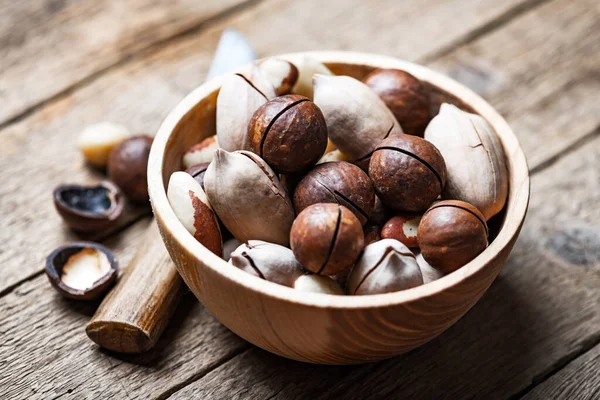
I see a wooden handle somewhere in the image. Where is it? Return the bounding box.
[86,221,184,353]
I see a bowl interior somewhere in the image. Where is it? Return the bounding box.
[149,51,529,309]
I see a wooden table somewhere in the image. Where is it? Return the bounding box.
[1,0,598,398]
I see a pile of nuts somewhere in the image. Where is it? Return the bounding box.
[169,57,508,296]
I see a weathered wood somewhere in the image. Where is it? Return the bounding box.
[0,219,249,399]
[0,0,248,125]
[168,135,600,399]
[0,0,544,295]
[522,343,600,400]
[430,0,600,170]
[86,222,184,353]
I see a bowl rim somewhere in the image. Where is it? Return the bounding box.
[148,50,530,310]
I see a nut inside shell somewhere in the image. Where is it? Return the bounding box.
[53,181,124,233]
[45,242,118,300]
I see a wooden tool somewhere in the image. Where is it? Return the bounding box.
[86,29,256,353]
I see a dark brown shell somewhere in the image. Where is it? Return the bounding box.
[248,94,328,173]
[417,200,488,273]
[53,181,124,233]
[108,135,153,203]
[293,161,375,225]
[363,68,431,137]
[45,242,118,300]
[290,204,364,275]
[369,134,446,212]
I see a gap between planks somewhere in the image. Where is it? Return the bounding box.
[0,0,266,133]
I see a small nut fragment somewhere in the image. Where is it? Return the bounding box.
[108,135,153,203]
[347,239,423,295]
[168,171,223,256]
[248,94,328,173]
[204,149,295,246]
[293,275,344,295]
[380,212,422,248]
[363,69,431,136]
[185,162,210,189]
[280,55,333,99]
[182,136,219,168]
[53,181,124,233]
[415,251,445,284]
[424,103,508,220]
[78,122,131,168]
[290,203,364,275]
[216,66,276,152]
[417,200,488,273]
[45,242,118,300]
[294,161,375,225]
[230,240,304,286]
[369,134,447,212]
[257,58,299,96]
[313,74,403,162]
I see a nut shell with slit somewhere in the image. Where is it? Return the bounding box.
[290,203,364,275]
[248,94,328,173]
[293,161,374,225]
[417,200,488,273]
[369,134,446,212]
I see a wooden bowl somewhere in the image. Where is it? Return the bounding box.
[148,51,529,365]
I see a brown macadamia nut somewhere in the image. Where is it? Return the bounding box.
[290,204,364,275]
[369,134,446,212]
[108,135,153,203]
[347,239,423,295]
[248,94,328,173]
[380,212,423,248]
[363,69,431,136]
[417,200,488,273]
[293,161,374,225]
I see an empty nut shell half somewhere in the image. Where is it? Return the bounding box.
[369,134,447,212]
[53,181,124,233]
[417,200,488,273]
[347,239,423,295]
[45,242,118,300]
[293,161,375,225]
[248,94,328,173]
[290,203,364,275]
[168,171,223,256]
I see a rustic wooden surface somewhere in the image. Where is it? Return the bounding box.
[1,0,598,398]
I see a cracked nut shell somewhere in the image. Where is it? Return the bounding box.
[248,94,328,173]
[347,239,423,295]
[293,161,375,225]
[369,134,447,212]
[45,242,118,300]
[380,212,423,248]
[108,135,153,203]
[363,69,431,136]
[417,200,488,273]
[290,203,364,275]
[53,181,124,233]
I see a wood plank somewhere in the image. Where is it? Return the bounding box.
[429,0,600,170]
[0,219,249,399]
[166,135,600,400]
[0,0,248,125]
[522,343,600,400]
[0,0,541,295]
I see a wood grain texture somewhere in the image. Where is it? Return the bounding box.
[0,0,543,295]
[150,52,530,364]
[0,0,248,125]
[163,135,600,399]
[0,219,248,399]
[430,0,600,171]
[86,222,183,353]
[522,343,600,400]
